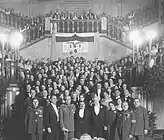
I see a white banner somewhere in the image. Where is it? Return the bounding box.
[63,41,88,53]
[101,16,107,30]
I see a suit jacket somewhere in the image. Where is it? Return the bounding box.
[90,105,105,138]
[105,109,117,140]
[115,110,136,140]
[133,106,149,135]
[93,88,104,99]
[75,107,91,138]
[44,104,60,133]
[59,104,76,131]
[24,106,44,134]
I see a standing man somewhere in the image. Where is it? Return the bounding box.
[104,101,117,140]
[44,94,60,140]
[25,98,44,140]
[90,95,105,138]
[115,101,136,140]
[59,96,76,140]
[74,101,91,138]
[133,98,149,140]
[24,88,36,112]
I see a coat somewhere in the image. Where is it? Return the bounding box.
[74,107,91,138]
[59,104,76,131]
[90,105,105,138]
[115,110,136,140]
[44,104,60,133]
[44,104,60,140]
[24,106,44,134]
[133,106,149,135]
[105,109,117,140]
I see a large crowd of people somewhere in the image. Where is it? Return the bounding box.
[16,56,149,140]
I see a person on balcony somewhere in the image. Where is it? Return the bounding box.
[53,9,60,20]
[73,13,78,20]
[87,9,94,20]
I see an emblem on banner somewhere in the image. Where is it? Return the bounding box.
[63,41,88,53]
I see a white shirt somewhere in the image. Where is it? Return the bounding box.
[51,103,59,122]
[94,104,100,115]
[79,108,85,118]
[97,89,101,100]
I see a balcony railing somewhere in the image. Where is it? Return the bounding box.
[21,23,45,47]
[50,19,101,33]
[0,11,24,30]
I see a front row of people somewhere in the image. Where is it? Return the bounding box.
[25,94,149,140]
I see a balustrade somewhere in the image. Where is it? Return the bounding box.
[0,11,23,30]
[21,23,45,47]
[50,19,101,33]
[131,4,159,28]
[107,21,123,42]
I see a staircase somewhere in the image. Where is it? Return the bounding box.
[0,3,160,53]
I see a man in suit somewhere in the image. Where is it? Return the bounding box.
[74,101,91,138]
[25,98,44,140]
[24,88,36,113]
[44,94,60,140]
[104,101,117,140]
[93,83,104,100]
[59,95,76,140]
[122,89,134,110]
[90,95,105,138]
[115,101,136,140]
[133,98,149,140]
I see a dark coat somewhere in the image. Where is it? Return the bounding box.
[44,104,60,140]
[105,109,117,140]
[90,105,105,138]
[133,106,149,136]
[74,107,91,138]
[24,106,44,134]
[115,110,136,140]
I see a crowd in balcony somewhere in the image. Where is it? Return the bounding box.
[15,55,149,140]
[123,1,159,31]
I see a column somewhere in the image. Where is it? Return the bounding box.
[94,32,100,60]
[51,33,56,60]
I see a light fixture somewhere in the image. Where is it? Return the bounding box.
[129,30,143,46]
[8,31,23,48]
[146,30,157,40]
[0,34,7,43]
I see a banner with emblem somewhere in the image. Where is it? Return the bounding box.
[63,41,88,53]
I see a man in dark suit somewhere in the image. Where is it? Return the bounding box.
[75,101,91,138]
[133,98,149,140]
[90,95,105,138]
[115,101,136,140]
[93,83,104,100]
[122,89,134,110]
[24,88,36,113]
[25,98,44,140]
[44,94,60,140]
[104,101,117,140]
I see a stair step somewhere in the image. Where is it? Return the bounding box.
[20,36,48,51]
